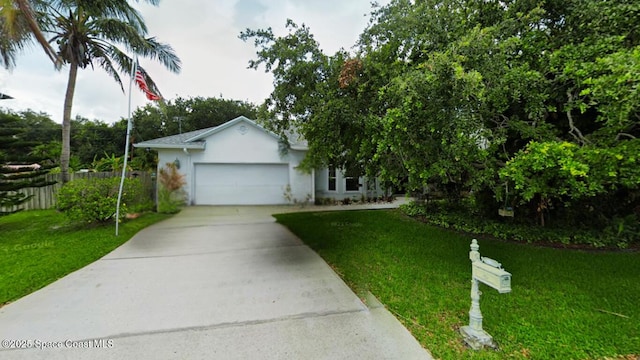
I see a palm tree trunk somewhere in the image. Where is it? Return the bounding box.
[60,61,78,183]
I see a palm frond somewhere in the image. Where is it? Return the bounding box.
[104,43,134,77]
[136,37,181,74]
[0,0,59,68]
[92,17,181,75]
[91,17,147,46]
[50,0,148,34]
[94,50,125,92]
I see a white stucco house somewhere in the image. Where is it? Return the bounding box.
[134,116,384,205]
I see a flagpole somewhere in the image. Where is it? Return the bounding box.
[115,56,137,236]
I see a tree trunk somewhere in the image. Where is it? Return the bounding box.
[60,61,78,183]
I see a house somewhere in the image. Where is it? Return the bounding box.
[134,116,384,205]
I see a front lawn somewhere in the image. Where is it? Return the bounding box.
[0,210,170,305]
[275,210,640,360]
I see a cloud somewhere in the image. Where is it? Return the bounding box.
[233,0,268,29]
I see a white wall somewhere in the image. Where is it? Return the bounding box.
[287,149,314,204]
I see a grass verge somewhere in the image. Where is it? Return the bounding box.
[275,209,640,360]
[0,210,171,305]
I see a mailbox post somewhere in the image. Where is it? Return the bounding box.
[461,239,511,350]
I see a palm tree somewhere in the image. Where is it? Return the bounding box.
[1,1,161,68]
[43,0,180,182]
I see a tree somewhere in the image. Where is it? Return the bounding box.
[41,0,181,182]
[0,108,59,144]
[0,111,54,214]
[0,1,169,69]
[132,96,258,139]
[71,116,126,168]
[244,0,640,228]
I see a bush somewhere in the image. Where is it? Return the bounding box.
[157,162,186,214]
[57,177,152,224]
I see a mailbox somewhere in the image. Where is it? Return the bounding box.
[462,240,512,350]
[472,258,511,294]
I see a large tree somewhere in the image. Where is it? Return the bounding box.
[42,0,181,182]
[244,0,640,228]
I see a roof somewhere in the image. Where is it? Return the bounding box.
[133,116,308,151]
[133,127,211,149]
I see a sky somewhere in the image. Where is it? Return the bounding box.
[0,0,387,124]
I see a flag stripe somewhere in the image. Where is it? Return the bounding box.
[134,66,161,101]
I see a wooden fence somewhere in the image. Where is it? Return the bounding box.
[2,171,154,212]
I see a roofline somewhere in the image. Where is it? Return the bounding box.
[186,116,281,142]
[133,143,206,150]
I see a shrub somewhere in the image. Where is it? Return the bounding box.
[57,177,152,224]
[157,162,186,214]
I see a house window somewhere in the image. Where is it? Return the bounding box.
[328,168,337,191]
[344,168,360,192]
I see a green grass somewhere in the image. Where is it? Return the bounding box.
[0,210,171,305]
[275,210,640,360]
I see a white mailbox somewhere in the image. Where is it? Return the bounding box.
[461,239,512,350]
[472,257,511,294]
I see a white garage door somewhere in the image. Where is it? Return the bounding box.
[194,164,290,205]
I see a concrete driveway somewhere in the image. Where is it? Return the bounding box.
[0,205,432,359]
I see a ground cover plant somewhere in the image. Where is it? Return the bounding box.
[0,210,170,306]
[275,210,640,360]
[400,201,639,249]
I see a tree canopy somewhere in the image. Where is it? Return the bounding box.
[243,0,640,228]
[131,96,258,139]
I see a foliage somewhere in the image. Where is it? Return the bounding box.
[0,0,59,68]
[0,112,55,215]
[276,210,640,360]
[91,152,129,172]
[157,162,186,213]
[400,201,637,249]
[0,209,170,305]
[71,116,127,168]
[131,96,258,139]
[57,176,151,223]
[243,0,640,231]
[501,140,640,200]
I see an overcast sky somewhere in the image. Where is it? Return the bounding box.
[0,0,387,124]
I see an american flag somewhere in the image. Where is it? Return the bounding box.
[134,64,161,101]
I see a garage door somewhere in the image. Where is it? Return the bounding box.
[194,164,290,205]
